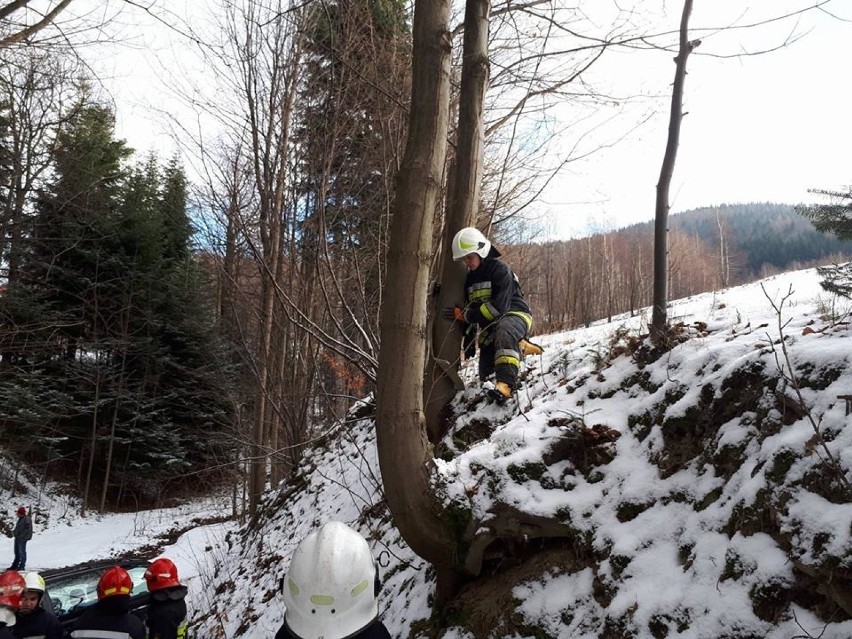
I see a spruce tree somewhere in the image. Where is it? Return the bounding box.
[798,188,852,298]
[0,98,234,508]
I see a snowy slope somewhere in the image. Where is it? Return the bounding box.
[0,462,233,616]
[194,267,852,638]
[10,267,852,639]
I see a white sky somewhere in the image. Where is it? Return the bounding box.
[537,0,852,237]
[77,0,852,240]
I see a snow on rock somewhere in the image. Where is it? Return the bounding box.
[193,268,852,638]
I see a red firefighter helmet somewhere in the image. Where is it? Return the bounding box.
[144,558,181,591]
[97,566,133,599]
[0,570,26,610]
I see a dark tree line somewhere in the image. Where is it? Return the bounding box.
[0,92,235,512]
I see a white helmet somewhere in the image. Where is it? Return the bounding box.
[282,521,378,639]
[451,227,491,260]
[23,572,45,594]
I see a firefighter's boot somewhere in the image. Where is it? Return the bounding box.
[487,381,513,403]
[519,339,544,356]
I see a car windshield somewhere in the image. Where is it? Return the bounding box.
[48,565,150,617]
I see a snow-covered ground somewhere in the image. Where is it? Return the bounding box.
[6,267,852,639]
[0,468,234,623]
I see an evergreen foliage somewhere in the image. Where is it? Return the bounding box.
[0,99,235,508]
[299,0,408,258]
[797,188,852,298]
[294,0,410,391]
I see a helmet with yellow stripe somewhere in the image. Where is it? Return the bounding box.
[144,557,181,591]
[281,521,379,639]
[451,227,491,260]
[97,566,133,599]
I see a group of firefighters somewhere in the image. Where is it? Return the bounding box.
[0,521,386,639]
[0,556,187,639]
[0,225,535,639]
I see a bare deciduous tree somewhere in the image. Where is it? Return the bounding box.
[0,0,75,48]
[0,50,80,283]
[426,0,491,443]
[375,0,459,601]
[651,0,696,343]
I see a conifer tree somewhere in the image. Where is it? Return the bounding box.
[0,97,234,508]
[798,188,852,298]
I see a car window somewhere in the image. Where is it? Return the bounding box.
[46,573,99,617]
[126,566,150,596]
[46,563,150,618]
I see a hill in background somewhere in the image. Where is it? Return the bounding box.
[625,202,852,280]
[510,202,852,335]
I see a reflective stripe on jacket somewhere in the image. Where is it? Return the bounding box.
[69,597,145,639]
[463,257,531,328]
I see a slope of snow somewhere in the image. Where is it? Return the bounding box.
[189,267,852,638]
[8,267,852,639]
[0,463,233,615]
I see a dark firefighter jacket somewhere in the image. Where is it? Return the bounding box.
[463,256,531,330]
[69,596,146,639]
[146,586,188,639]
[12,607,63,639]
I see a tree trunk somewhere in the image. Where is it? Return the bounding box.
[81,368,100,517]
[99,407,117,513]
[425,0,492,443]
[376,0,459,602]
[250,266,277,513]
[651,0,696,344]
[717,211,730,287]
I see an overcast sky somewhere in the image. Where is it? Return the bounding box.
[538,0,852,237]
[87,0,852,240]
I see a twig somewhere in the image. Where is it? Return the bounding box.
[761,284,852,497]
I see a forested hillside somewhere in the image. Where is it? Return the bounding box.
[511,202,852,335]
[2,3,851,638]
[655,202,852,276]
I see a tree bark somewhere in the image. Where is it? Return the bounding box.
[651,0,696,344]
[376,0,458,600]
[425,0,492,443]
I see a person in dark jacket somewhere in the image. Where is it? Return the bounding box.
[69,566,146,639]
[12,572,62,639]
[143,557,188,639]
[10,508,32,571]
[445,226,542,402]
[0,570,25,639]
[276,521,391,639]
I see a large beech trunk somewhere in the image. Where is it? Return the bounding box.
[375,0,460,601]
[378,0,585,608]
[426,0,492,443]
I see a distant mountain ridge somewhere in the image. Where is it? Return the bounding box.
[621,202,852,277]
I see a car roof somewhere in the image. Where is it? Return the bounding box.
[41,558,150,581]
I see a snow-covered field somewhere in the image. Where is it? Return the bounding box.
[6,267,852,638]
